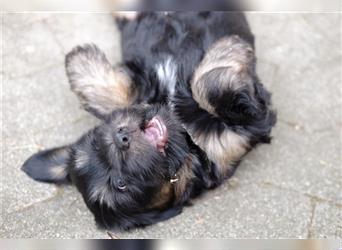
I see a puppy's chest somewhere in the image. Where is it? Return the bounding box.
[154,56,178,97]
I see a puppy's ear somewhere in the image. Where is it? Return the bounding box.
[65,44,136,119]
[21,146,71,184]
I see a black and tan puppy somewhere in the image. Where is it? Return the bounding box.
[22,12,276,230]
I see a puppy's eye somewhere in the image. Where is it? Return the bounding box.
[140,120,147,130]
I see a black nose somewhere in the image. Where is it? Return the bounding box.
[116,178,126,191]
[116,127,131,149]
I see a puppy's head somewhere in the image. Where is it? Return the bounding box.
[22,104,190,229]
[76,104,188,191]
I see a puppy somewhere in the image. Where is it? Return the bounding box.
[22,12,276,230]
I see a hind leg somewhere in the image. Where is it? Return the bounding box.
[174,35,275,178]
[65,44,137,119]
[191,35,258,119]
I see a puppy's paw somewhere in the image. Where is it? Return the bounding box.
[65,44,135,119]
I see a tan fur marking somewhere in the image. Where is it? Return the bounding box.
[50,164,68,179]
[106,67,135,108]
[53,147,69,158]
[74,150,89,169]
[192,130,249,177]
[149,156,196,209]
[148,183,173,210]
[72,66,135,114]
[191,35,255,116]
[66,45,136,116]
[173,156,195,203]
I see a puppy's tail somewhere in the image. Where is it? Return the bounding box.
[22,146,71,184]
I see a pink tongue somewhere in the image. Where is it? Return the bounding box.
[143,116,168,154]
[144,126,160,148]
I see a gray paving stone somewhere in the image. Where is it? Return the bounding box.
[44,13,121,64]
[3,15,64,78]
[115,182,312,238]
[3,64,99,217]
[247,13,341,132]
[31,114,100,151]
[3,65,90,139]
[1,181,312,238]
[3,13,50,30]
[2,146,58,215]
[235,123,341,202]
[310,202,342,238]
[0,186,107,239]
[2,114,99,213]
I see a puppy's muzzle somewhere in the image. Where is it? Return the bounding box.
[116,127,131,149]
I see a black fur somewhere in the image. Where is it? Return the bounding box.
[22,12,276,230]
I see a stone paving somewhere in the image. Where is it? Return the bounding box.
[1,12,341,238]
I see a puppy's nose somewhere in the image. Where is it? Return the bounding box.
[116,178,126,191]
[116,127,131,149]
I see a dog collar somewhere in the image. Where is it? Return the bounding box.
[170,174,179,183]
